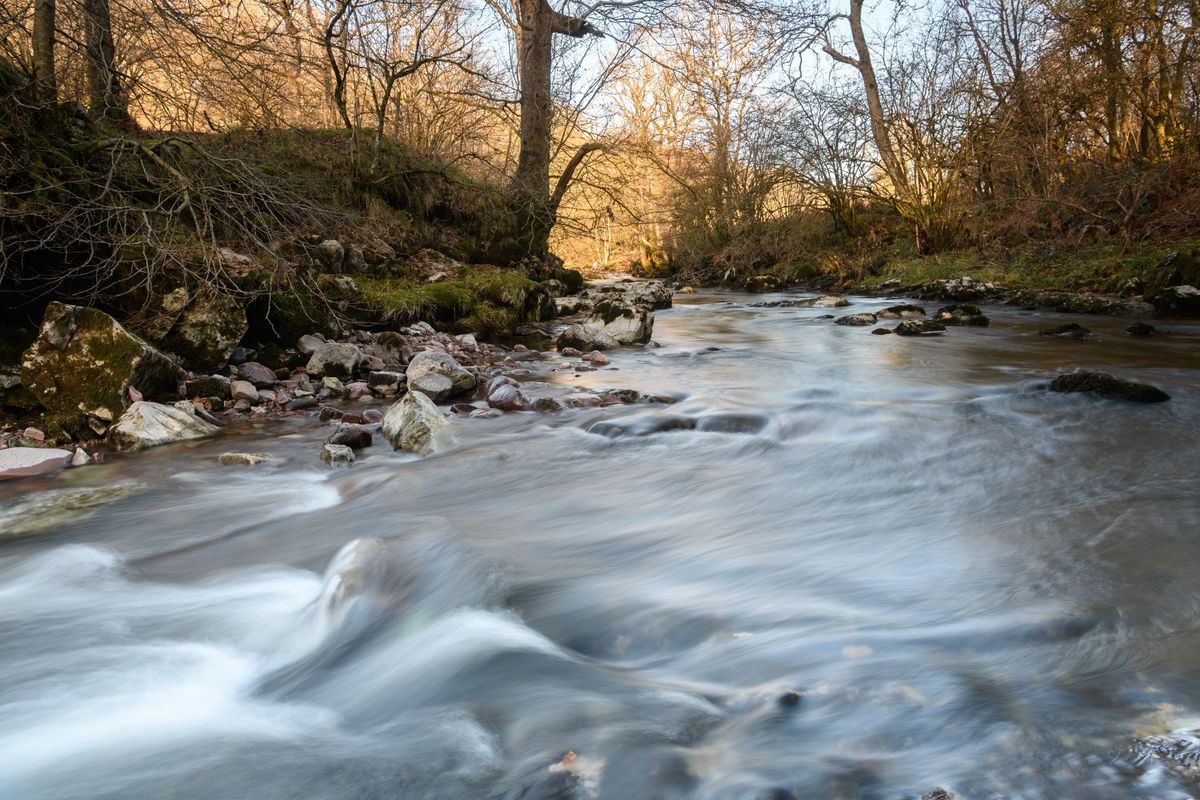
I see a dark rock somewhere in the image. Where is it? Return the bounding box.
[162,293,248,371]
[185,375,231,399]
[777,690,804,708]
[1039,322,1091,339]
[894,320,946,336]
[327,423,373,449]
[1049,371,1170,402]
[238,361,278,387]
[228,346,254,365]
[1151,285,1200,316]
[870,328,893,335]
[933,304,990,326]
[876,304,926,319]
[834,313,878,326]
[286,396,319,411]
[588,414,697,437]
[1125,321,1158,336]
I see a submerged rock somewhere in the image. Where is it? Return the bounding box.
[0,447,73,480]
[1049,371,1170,402]
[834,313,878,326]
[381,391,448,454]
[1039,322,1091,339]
[0,483,141,538]
[217,452,272,466]
[21,302,184,433]
[876,304,926,319]
[109,401,219,450]
[894,319,946,336]
[1125,321,1158,336]
[932,304,990,326]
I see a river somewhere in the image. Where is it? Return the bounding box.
[1,291,1199,799]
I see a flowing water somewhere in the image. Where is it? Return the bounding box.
[2,292,1200,799]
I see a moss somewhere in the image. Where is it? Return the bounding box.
[593,299,634,325]
[358,269,551,335]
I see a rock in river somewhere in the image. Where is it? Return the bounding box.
[306,342,362,380]
[932,304,990,326]
[0,447,73,480]
[381,391,448,454]
[894,320,946,336]
[320,443,355,465]
[558,324,619,353]
[406,350,475,403]
[21,302,184,432]
[876,304,926,319]
[1039,322,1091,339]
[1049,371,1170,403]
[109,401,220,451]
[834,313,878,326]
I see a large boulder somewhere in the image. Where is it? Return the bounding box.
[894,319,946,336]
[162,293,248,371]
[109,401,220,450]
[381,391,448,454]
[557,324,618,352]
[406,350,475,403]
[1049,371,1170,403]
[1151,285,1200,316]
[306,342,362,380]
[835,313,878,326]
[588,300,654,344]
[932,304,990,326]
[21,302,183,432]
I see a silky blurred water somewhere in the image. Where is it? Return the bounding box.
[2,292,1199,799]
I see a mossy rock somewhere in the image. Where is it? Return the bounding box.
[20,302,184,431]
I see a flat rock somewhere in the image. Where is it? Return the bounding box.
[835,313,878,326]
[1049,371,1170,403]
[109,401,220,451]
[320,443,355,465]
[217,452,272,466]
[876,304,926,318]
[894,319,947,336]
[0,447,73,480]
[1040,322,1091,339]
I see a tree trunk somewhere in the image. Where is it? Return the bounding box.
[511,0,556,256]
[83,0,127,123]
[32,0,57,102]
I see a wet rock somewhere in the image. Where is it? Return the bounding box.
[0,447,73,480]
[1125,321,1158,336]
[21,302,184,431]
[1039,322,1091,339]
[777,690,804,708]
[932,304,990,326]
[344,381,372,401]
[406,350,475,402]
[695,412,769,434]
[230,379,259,402]
[368,370,405,397]
[381,391,448,454]
[238,361,278,387]
[70,447,91,467]
[217,452,272,466]
[870,327,893,335]
[327,423,373,449]
[486,377,529,411]
[306,342,362,380]
[751,295,849,309]
[582,351,609,365]
[834,313,878,326]
[589,414,697,438]
[109,401,219,450]
[0,483,140,537]
[922,790,954,800]
[556,323,619,352]
[286,396,318,411]
[361,409,384,424]
[1151,284,1200,316]
[585,301,654,345]
[918,275,999,301]
[531,397,565,413]
[320,443,355,465]
[321,376,345,397]
[744,274,782,293]
[162,293,248,371]
[876,304,926,318]
[894,319,947,336]
[1049,371,1170,402]
[560,346,583,357]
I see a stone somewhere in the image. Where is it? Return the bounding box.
[315,239,345,270]
[22,427,45,442]
[321,376,345,396]
[876,304,926,318]
[0,447,73,480]
[230,379,258,402]
[894,319,947,336]
[357,354,385,373]
[486,377,528,411]
[561,347,582,357]
[227,346,253,365]
[286,396,318,411]
[298,334,325,355]
[456,333,478,349]
[1039,322,1091,339]
[1049,371,1170,402]
[558,325,618,352]
[381,391,448,455]
[406,350,475,402]
[344,381,372,400]
[320,443,355,465]
[834,313,878,326]
[582,351,610,365]
[218,452,272,466]
[0,483,140,538]
[933,304,990,326]
[21,302,184,431]
[70,448,91,466]
[1125,321,1158,336]
[306,342,362,379]
[162,293,248,371]
[368,371,405,396]
[586,300,654,344]
[327,423,373,449]
[1152,285,1200,316]
[109,401,219,450]
[238,361,278,387]
[870,327,893,335]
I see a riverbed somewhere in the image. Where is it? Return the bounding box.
[2,291,1199,799]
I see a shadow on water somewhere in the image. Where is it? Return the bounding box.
[1,291,1199,798]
